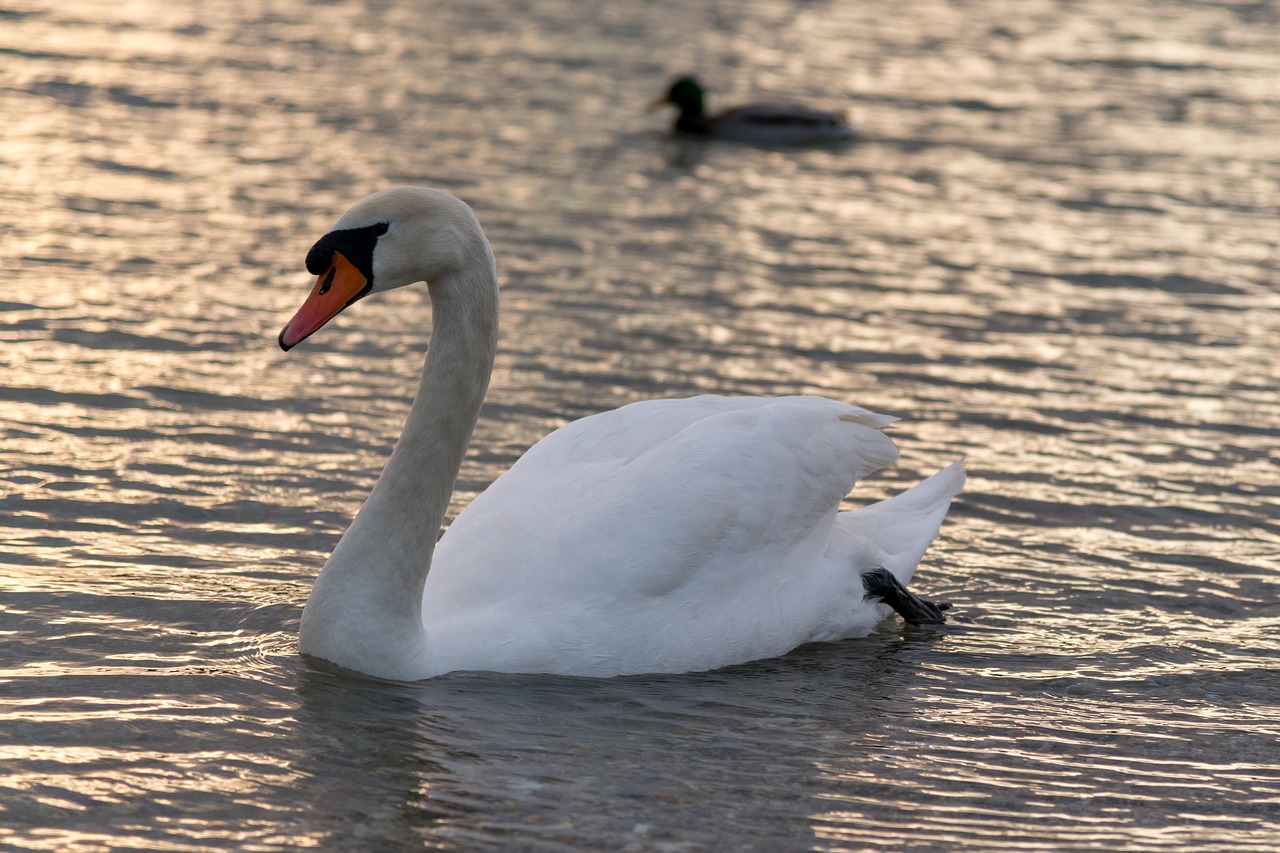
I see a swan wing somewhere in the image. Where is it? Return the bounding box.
[422,396,903,671]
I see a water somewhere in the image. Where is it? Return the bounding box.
[2,0,1278,849]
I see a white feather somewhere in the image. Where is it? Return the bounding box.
[291,187,964,681]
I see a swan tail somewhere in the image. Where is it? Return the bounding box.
[839,457,965,586]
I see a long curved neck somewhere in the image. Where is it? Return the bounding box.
[300,245,498,672]
[360,261,499,604]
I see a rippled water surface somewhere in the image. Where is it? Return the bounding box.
[2,0,1278,849]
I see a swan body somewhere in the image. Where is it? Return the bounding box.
[651,76,856,145]
[281,187,962,681]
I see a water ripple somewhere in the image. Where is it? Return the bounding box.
[1,0,1278,849]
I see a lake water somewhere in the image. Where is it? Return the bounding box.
[2,0,1278,849]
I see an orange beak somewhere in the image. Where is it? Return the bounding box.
[278,252,370,351]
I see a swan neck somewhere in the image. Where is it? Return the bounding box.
[395,267,499,543]
[301,249,498,670]
[369,260,498,605]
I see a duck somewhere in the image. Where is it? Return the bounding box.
[650,75,856,145]
[279,186,963,681]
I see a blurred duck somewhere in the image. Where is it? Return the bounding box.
[651,75,856,145]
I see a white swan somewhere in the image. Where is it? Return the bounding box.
[279,187,964,681]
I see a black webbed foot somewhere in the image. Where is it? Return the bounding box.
[862,566,951,625]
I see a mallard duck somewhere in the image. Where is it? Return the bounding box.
[650,75,856,145]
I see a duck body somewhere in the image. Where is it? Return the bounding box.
[281,187,962,682]
[654,75,856,145]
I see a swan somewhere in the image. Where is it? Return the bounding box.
[650,76,857,145]
[279,187,963,681]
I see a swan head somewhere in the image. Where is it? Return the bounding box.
[279,187,488,350]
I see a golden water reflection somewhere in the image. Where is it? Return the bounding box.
[1,0,1278,848]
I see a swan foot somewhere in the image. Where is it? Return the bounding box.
[862,567,951,626]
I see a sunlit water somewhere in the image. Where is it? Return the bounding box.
[1,0,1278,849]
